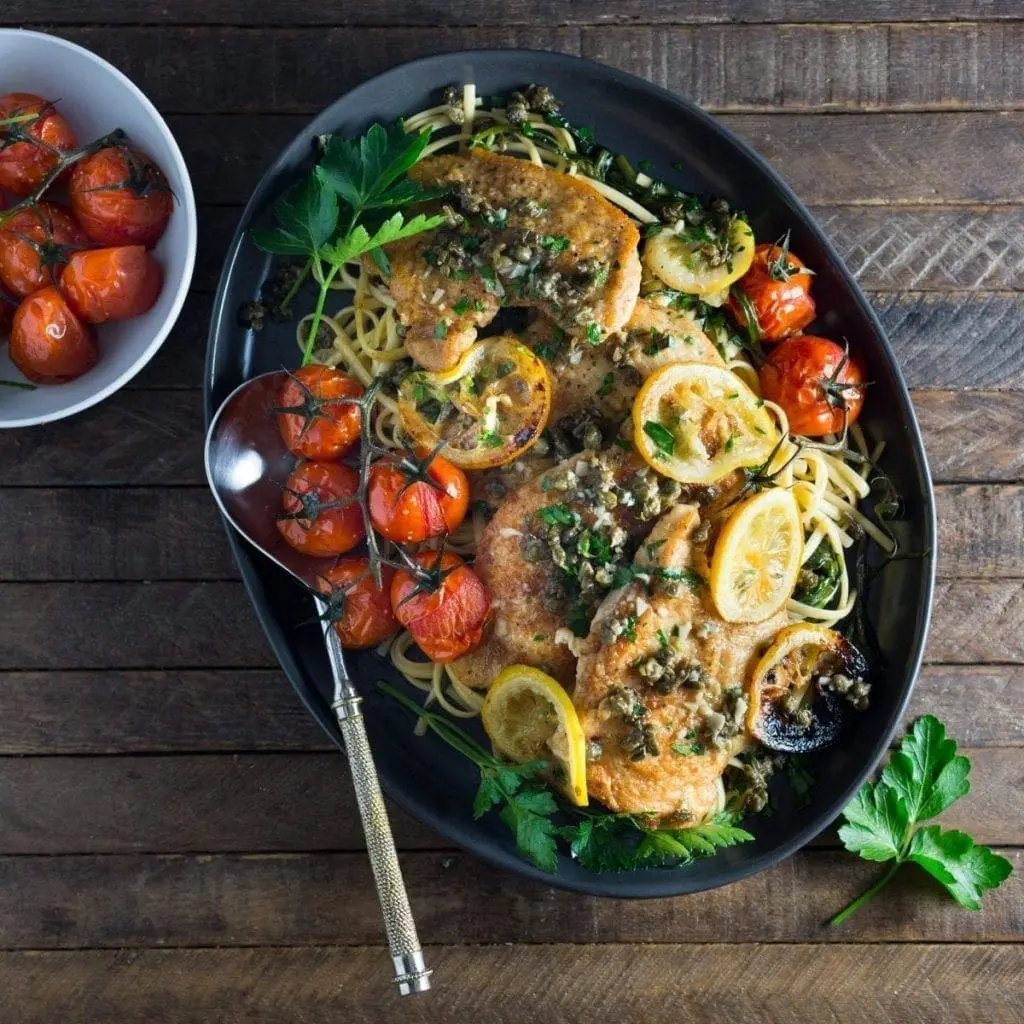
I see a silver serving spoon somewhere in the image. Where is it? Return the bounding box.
[204,370,431,996]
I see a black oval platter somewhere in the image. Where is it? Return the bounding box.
[204,50,936,897]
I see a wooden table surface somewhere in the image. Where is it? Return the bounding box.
[1,3,1023,1021]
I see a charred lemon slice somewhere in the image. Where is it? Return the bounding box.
[482,665,588,806]
[643,217,754,295]
[632,362,777,484]
[746,623,869,752]
[398,334,552,470]
[710,488,802,623]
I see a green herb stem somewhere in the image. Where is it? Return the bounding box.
[301,263,341,367]
[827,859,902,927]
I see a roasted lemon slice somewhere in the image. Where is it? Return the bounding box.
[482,664,588,806]
[643,217,755,295]
[632,362,777,484]
[710,488,803,623]
[398,334,552,470]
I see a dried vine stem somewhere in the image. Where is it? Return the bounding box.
[0,127,128,230]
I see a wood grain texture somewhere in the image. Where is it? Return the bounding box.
[5,389,1023,487]
[24,22,1024,115]
[0,664,1018,755]
[0,576,1018,668]
[0,848,1019,949]
[0,747,1017,855]
[0,483,1014,581]
[168,113,1024,205]
[0,944,1021,1024]
[5,1,1023,26]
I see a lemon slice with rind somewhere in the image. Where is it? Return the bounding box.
[711,488,803,623]
[632,362,777,484]
[643,217,754,295]
[482,665,588,806]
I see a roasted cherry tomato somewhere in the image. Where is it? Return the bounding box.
[727,239,816,342]
[68,143,173,248]
[317,557,398,649]
[0,94,78,196]
[0,202,90,299]
[758,335,866,437]
[9,286,98,383]
[368,451,469,544]
[60,245,162,323]
[390,550,491,663]
[276,461,365,557]
[276,365,363,460]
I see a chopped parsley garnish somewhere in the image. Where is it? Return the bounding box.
[671,741,706,757]
[643,421,675,459]
[453,297,485,315]
[536,503,578,527]
[433,322,448,339]
[586,323,601,344]
[643,328,674,356]
[480,428,504,449]
[539,233,570,252]
[597,372,615,397]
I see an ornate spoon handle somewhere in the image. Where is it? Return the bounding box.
[319,600,431,995]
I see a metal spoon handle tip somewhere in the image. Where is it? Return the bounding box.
[332,695,432,995]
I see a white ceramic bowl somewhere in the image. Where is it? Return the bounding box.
[0,29,197,427]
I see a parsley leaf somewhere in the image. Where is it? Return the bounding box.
[597,372,615,397]
[318,211,446,266]
[643,420,675,459]
[536,502,578,527]
[500,787,560,873]
[540,233,570,252]
[252,175,338,256]
[829,715,1012,925]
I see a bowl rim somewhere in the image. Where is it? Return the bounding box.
[0,28,198,429]
[205,48,937,897]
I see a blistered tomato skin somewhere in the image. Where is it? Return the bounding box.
[0,93,78,196]
[9,286,98,384]
[368,453,470,544]
[727,242,816,342]
[60,246,163,323]
[317,558,398,649]
[758,335,866,437]
[0,202,91,299]
[276,460,366,558]
[69,144,174,248]
[390,551,491,663]
[276,365,363,461]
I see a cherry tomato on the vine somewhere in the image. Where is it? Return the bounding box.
[276,460,365,557]
[390,550,491,663]
[727,240,816,342]
[0,93,78,196]
[758,335,866,437]
[276,365,364,461]
[69,143,173,248]
[60,245,163,323]
[9,286,98,384]
[368,452,469,544]
[0,202,90,299]
[317,557,397,650]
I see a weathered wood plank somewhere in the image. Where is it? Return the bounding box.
[0,847,1020,950]
[583,22,1024,112]
[169,113,1024,206]
[198,204,1024,296]
[6,1,1023,26]
[0,664,1017,755]
[1,944,1022,1024]
[0,482,1015,581]
[914,390,1024,483]
[22,23,1024,116]
[3,391,1021,489]
[0,746,1017,855]
[0,489,236,582]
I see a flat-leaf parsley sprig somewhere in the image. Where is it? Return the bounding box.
[378,680,753,874]
[251,121,447,365]
[829,714,1012,925]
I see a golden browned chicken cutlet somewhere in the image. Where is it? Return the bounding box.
[573,504,787,826]
[525,296,725,426]
[375,151,642,371]
[449,447,693,691]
